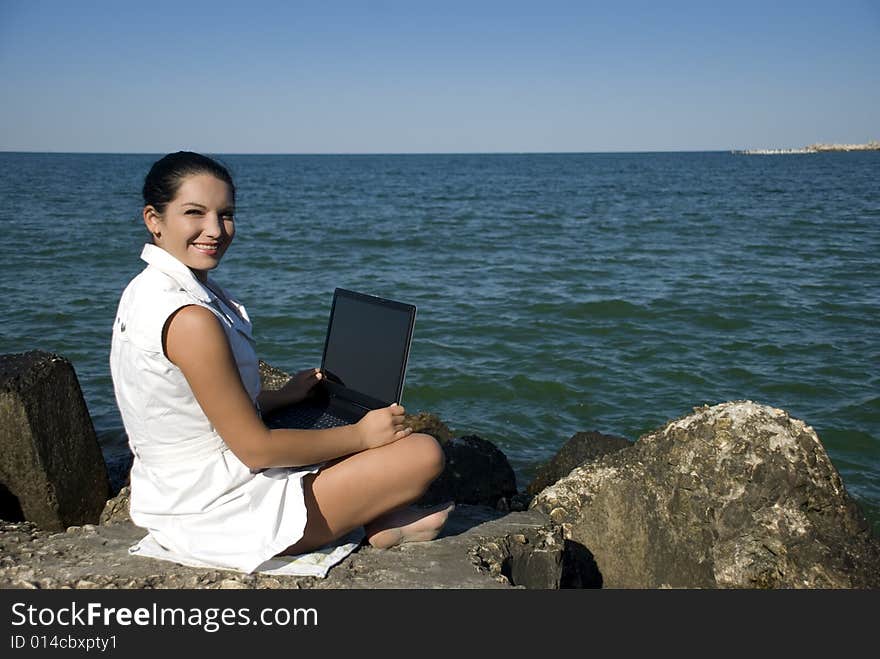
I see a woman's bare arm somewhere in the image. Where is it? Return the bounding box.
[164,305,412,470]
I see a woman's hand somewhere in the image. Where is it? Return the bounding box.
[277,368,323,406]
[356,403,413,450]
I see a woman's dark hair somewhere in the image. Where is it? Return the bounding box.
[142,151,235,213]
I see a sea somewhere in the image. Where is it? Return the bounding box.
[1,151,878,533]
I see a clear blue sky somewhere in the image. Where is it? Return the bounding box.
[1,0,878,153]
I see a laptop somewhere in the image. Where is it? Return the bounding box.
[264,288,417,430]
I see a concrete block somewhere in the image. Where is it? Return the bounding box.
[0,351,109,531]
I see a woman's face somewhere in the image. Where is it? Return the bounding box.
[144,174,235,281]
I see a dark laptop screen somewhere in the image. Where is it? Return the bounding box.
[321,289,415,407]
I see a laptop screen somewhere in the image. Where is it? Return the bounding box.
[320,289,416,408]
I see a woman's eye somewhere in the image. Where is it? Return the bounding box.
[185,209,203,216]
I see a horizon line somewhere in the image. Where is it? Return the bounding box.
[0,148,748,156]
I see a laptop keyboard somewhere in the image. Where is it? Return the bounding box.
[264,402,351,430]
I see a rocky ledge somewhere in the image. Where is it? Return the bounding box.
[2,352,878,589]
[0,507,572,590]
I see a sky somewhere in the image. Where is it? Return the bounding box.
[0,0,878,153]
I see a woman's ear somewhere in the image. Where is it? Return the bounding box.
[143,205,162,240]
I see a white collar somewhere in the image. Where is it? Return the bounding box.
[140,243,213,303]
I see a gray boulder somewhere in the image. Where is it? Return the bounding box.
[0,351,110,532]
[532,400,880,588]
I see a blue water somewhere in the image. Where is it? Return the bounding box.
[1,151,878,531]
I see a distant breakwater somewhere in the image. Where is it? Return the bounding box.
[733,140,880,155]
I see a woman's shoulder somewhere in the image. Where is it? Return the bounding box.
[115,268,213,349]
[132,264,196,295]
[119,266,205,309]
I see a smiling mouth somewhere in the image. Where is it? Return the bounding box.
[192,242,222,254]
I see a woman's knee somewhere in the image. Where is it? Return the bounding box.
[406,432,446,483]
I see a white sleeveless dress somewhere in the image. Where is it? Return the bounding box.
[110,244,351,573]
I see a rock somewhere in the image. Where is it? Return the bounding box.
[0,351,110,531]
[379,414,519,507]
[526,430,632,495]
[419,435,517,508]
[509,492,534,511]
[403,412,453,443]
[532,401,880,588]
[219,578,249,589]
[258,360,292,391]
[469,523,566,589]
[100,486,131,525]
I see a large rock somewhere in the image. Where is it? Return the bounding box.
[526,430,632,495]
[532,401,880,588]
[0,352,110,532]
[419,435,517,508]
[395,414,518,507]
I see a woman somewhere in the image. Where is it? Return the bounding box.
[110,151,453,573]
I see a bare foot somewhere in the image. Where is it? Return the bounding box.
[365,501,455,549]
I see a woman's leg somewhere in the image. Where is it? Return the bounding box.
[280,432,451,555]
